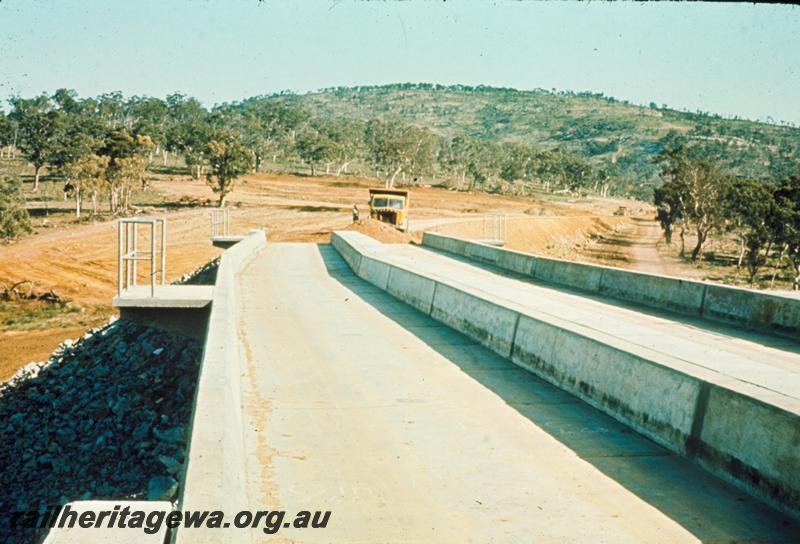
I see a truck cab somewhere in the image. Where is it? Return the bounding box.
[369,189,409,231]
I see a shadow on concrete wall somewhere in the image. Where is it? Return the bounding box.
[315,243,800,543]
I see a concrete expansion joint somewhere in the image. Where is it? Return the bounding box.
[509,313,522,359]
[686,382,711,457]
[698,283,709,318]
[429,281,439,316]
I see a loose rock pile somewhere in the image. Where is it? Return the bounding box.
[0,318,202,543]
[174,257,219,286]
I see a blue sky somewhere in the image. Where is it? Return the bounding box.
[1,1,798,124]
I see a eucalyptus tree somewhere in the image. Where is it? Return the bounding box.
[365,117,439,188]
[0,176,31,240]
[295,126,334,176]
[772,176,800,289]
[98,130,153,212]
[62,154,109,218]
[205,131,251,207]
[723,178,776,282]
[127,96,170,161]
[165,94,212,178]
[656,146,730,262]
[217,97,311,172]
[313,117,365,175]
[653,179,686,246]
[8,94,60,191]
[440,135,476,188]
[0,113,16,158]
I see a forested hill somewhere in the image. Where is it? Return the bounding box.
[277,83,800,195]
[2,84,798,203]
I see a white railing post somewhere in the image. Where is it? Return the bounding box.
[117,221,123,296]
[161,218,167,285]
[117,216,167,298]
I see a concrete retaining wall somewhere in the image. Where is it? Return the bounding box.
[333,230,800,519]
[176,230,267,544]
[422,232,800,336]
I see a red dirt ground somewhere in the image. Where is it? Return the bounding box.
[0,172,648,380]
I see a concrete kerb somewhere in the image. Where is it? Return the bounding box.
[421,231,800,336]
[333,230,800,520]
[175,229,267,544]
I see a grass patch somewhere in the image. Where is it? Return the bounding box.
[0,300,83,331]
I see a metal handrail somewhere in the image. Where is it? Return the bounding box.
[117,217,167,297]
[211,208,229,238]
[482,213,507,243]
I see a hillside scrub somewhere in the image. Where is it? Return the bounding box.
[3,85,797,220]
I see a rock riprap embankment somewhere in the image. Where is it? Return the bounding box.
[0,318,202,543]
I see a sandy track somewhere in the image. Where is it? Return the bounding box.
[0,173,647,379]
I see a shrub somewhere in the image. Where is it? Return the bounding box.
[0,176,32,241]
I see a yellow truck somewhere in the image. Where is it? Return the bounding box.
[369,189,409,231]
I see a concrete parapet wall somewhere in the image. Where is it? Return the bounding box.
[702,284,800,335]
[334,230,800,519]
[496,249,535,275]
[598,267,704,316]
[386,267,437,314]
[431,283,519,358]
[698,386,800,512]
[331,229,365,273]
[511,315,700,452]
[176,229,267,544]
[359,256,392,290]
[465,241,503,265]
[422,232,800,336]
[532,256,604,292]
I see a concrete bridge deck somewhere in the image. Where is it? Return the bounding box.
[235,243,799,543]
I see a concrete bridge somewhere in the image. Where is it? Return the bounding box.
[55,225,800,542]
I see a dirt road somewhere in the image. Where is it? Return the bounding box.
[580,217,678,274]
[0,173,647,379]
[628,219,670,275]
